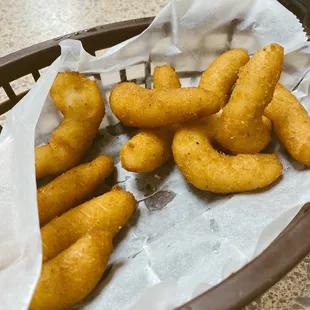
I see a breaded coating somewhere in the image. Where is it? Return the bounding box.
[35,72,105,179]
[30,231,112,310]
[153,64,181,90]
[217,44,284,154]
[199,48,250,105]
[38,155,114,226]
[109,82,221,127]
[265,84,310,165]
[172,116,283,194]
[41,187,136,262]
[120,127,175,172]
[120,65,180,173]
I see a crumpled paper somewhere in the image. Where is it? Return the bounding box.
[1,0,310,309]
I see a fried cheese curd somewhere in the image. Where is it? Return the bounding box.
[217,43,284,154]
[38,155,114,226]
[265,84,310,166]
[30,231,112,310]
[120,65,180,172]
[35,72,105,179]
[172,114,283,194]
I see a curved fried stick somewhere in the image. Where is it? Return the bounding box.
[109,82,221,127]
[35,72,105,179]
[120,65,180,172]
[217,43,284,154]
[29,230,112,310]
[172,115,282,194]
[41,186,136,262]
[38,155,114,226]
[199,48,249,106]
[265,84,310,165]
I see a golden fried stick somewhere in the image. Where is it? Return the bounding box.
[217,43,284,154]
[120,65,180,173]
[109,82,221,127]
[35,72,105,179]
[41,187,136,262]
[172,115,283,194]
[153,64,181,90]
[199,48,249,106]
[30,230,112,310]
[38,155,114,226]
[265,84,310,165]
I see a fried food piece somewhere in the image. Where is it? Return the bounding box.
[217,43,284,154]
[41,187,136,262]
[199,48,249,106]
[120,65,180,172]
[265,84,310,165]
[109,82,221,127]
[38,155,114,226]
[120,127,175,172]
[153,64,181,90]
[30,230,112,310]
[172,116,283,194]
[35,72,105,179]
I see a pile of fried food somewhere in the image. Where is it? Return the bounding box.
[30,43,310,309]
[31,73,137,310]
[115,43,310,193]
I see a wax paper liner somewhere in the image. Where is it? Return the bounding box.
[1,0,310,309]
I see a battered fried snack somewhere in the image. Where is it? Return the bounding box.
[120,127,175,172]
[35,72,105,179]
[30,230,112,310]
[41,187,136,262]
[172,116,283,194]
[217,43,284,154]
[120,65,180,172]
[199,48,249,105]
[153,64,181,90]
[109,82,221,127]
[38,155,114,226]
[265,84,310,165]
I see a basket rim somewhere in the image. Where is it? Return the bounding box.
[1,17,310,310]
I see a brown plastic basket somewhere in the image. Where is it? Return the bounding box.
[1,17,310,310]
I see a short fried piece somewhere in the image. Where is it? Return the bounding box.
[199,48,249,105]
[217,43,284,154]
[109,82,221,127]
[29,231,112,310]
[153,64,181,90]
[35,72,105,179]
[41,187,136,262]
[265,84,310,165]
[38,155,114,226]
[120,127,175,172]
[120,65,180,172]
[172,116,283,194]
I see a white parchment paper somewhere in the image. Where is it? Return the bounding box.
[1,0,310,309]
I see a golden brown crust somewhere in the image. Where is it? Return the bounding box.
[172,116,283,194]
[35,72,105,179]
[199,48,249,106]
[120,65,180,173]
[41,190,136,262]
[265,84,310,165]
[30,231,112,310]
[109,82,221,127]
[120,127,174,172]
[217,44,284,154]
[153,65,181,90]
[38,155,114,226]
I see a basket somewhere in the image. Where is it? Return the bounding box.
[1,16,310,310]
